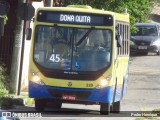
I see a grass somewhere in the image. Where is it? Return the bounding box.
[19,92,34,106]
[24,97,34,106]
[152,108,160,114]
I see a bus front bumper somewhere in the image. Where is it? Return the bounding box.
[28,81,116,103]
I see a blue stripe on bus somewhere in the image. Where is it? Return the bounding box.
[29,81,116,103]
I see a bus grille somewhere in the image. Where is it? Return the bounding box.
[48,89,91,99]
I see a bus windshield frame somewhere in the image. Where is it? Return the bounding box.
[33,25,112,73]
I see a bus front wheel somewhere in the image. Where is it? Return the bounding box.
[35,99,45,111]
[51,100,62,109]
[111,101,120,113]
[100,103,110,115]
[157,50,160,55]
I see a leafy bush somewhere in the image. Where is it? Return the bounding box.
[0,96,14,109]
[0,96,25,109]
[0,62,14,109]
[24,97,34,106]
[152,108,160,115]
[0,89,8,96]
[0,62,10,91]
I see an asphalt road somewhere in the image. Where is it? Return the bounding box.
[1,53,160,120]
[122,53,160,112]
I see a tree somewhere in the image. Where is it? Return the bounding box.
[62,0,153,32]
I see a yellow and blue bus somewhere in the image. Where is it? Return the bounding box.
[28,5,130,115]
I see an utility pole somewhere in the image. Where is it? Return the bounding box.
[9,0,26,94]
[10,0,34,95]
[17,0,29,95]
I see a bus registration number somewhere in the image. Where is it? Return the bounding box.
[62,94,76,100]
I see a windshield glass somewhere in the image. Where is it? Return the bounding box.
[34,26,112,71]
[131,26,158,36]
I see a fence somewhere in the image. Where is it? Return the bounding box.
[0,0,18,74]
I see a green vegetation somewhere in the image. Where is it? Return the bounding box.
[0,62,12,109]
[20,92,34,106]
[0,62,22,108]
[24,97,34,106]
[0,15,8,24]
[0,62,23,109]
[152,108,160,115]
[0,62,10,91]
[62,0,158,32]
[0,96,15,109]
[0,62,33,109]
[0,93,34,109]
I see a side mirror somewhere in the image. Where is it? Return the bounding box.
[0,17,4,37]
[26,28,32,40]
[116,34,122,47]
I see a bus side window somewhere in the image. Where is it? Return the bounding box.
[116,26,122,47]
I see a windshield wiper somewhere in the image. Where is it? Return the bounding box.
[76,27,94,46]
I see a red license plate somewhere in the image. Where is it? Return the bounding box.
[62,94,76,100]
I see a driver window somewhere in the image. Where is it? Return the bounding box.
[88,30,105,51]
[34,27,53,63]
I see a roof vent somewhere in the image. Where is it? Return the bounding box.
[67,5,92,9]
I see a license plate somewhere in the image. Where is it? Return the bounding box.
[62,94,76,100]
[138,46,147,49]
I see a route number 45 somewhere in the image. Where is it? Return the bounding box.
[49,54,61,62]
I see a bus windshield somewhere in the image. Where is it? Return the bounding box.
[132,26,158,36]
[34,26,112,71]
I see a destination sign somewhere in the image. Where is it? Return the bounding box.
[37,11,113,26]
[60,14,91,23]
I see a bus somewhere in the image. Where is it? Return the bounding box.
[27,5,130,115]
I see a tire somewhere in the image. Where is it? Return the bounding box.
[110,78,121,113]
[100,103,110,115]
[52,101,62,109]
[46,99,62,109]
[112,101,120,113]
[35,99,46,111]
[157,50,160,55]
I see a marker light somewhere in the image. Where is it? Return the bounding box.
[96,76,111,89]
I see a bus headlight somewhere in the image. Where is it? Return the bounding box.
[33,75,40,82]
[96,76,111,89]
[100,79,108,86]
[31,70,45,85]
[32,75,45,85]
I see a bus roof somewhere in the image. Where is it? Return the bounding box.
[36,5,129,23]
